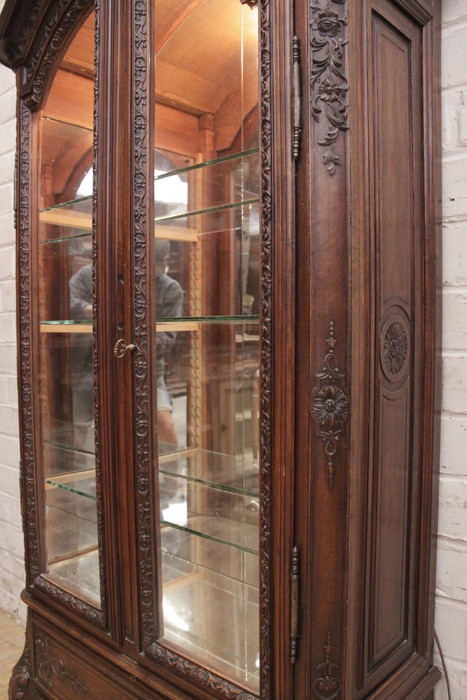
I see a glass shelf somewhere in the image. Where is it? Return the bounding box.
[41,194,93,215]
[160,517,258,556]
[46,470,96,499]
[154,148,259,182]
[40,320,93,333]
[159,448,258,496]
[45,438,95,458]
[44,440,95,483]
[39,316,259,333]
[155,198,259,225]
[40,230,92,246]
[39,196,93,241]
[161,523,258,590]
[46,490,98,563]
[44,449,258,503]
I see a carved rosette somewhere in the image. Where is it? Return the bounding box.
[36,635,88,695]
[379,309,410,384]
[312,633,341,700]
[310,0,349,175]
[311,322,349,487]
[383,322,408,375]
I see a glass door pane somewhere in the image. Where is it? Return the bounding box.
[153,0,260,691]
[37,12,100,606]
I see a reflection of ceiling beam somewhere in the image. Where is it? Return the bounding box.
[155,58,227,115]
[156,0,205,53]
[240,0,258,6]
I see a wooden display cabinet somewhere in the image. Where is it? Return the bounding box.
[0,0,441,698]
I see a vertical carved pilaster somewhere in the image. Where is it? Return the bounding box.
[259,0,273,695]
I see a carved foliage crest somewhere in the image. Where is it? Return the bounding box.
[310,0,349,174]
[24,0,93,109]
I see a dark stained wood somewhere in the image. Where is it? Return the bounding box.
[344,0,442,698]
[1,0,441,698]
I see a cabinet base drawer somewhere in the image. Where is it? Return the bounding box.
[29,615,180,700]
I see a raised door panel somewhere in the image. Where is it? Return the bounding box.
[363,0,426,690]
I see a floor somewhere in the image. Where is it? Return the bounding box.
[0,610,25,699]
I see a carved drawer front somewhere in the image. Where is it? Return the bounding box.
[31,621,143,700]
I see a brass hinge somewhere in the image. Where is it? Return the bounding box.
[292,36,302,161]
[290,546,300,663]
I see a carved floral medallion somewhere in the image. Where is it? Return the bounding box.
[383,322,408,376]
[380,310,410,383]
[311,322,349,487]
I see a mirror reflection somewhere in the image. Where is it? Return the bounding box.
[153,0,260,691]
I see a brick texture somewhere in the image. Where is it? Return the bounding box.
[435,2,467,698]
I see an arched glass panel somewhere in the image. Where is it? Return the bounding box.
[37,11,100,606]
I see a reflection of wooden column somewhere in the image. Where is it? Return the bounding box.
[197,114,218,455]
[39,171,75,473]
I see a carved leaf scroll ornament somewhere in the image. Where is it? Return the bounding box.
[36,635,88,695]
[311,0,349,175]
[311,322,349,488]
[312,633,341,700]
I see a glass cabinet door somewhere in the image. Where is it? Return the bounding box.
[151,0,260,691]
[36,11,100,607]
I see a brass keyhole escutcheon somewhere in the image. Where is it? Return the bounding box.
[114,338,136,359]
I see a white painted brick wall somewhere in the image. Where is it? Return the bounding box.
[0,1,465,697]
[436,3,467,698]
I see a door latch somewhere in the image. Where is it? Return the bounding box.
[114,338,136,359]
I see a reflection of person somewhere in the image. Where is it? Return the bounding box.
[154,239,183,446]
[69,239,183,447]
[69,263,93,428]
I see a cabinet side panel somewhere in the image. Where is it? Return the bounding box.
[365,0,424,683]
